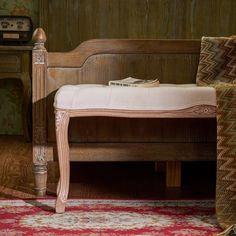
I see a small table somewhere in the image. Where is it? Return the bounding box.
[0,45,32,141]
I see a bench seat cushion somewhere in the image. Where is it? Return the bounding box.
[54,84,216,111]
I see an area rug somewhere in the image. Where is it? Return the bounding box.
[0,199,221,235]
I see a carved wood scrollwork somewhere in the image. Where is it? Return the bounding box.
[33,51,45,65]
[33,126,46,163]
[32,28,47,65]
[190,105,216,116]
[55,110,70,131]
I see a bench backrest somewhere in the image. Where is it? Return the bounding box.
[33,28,215,144]
[46,39,201,94]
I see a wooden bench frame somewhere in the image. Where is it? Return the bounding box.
[32,28,216,205]
[55,105,215,212]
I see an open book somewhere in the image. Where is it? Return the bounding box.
[108,77,159,88]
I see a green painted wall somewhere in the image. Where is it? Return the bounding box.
[0,0,38,135]
[0,80,23,134]
[0,0,38,27]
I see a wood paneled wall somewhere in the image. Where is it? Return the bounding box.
[37,2,223,144]
[39,0,236,52]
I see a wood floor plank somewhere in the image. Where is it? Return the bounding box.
[0,136,215,199]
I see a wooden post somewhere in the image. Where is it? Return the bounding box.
[166,161,181,187]
[32,28,48,196]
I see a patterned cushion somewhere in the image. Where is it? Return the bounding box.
[196,37,236,86]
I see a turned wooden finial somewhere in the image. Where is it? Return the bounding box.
[32,28,47,49]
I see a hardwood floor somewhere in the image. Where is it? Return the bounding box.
[0,136,34,198]
[0,136,215,199]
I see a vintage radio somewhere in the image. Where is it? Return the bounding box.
[0,16,33,43]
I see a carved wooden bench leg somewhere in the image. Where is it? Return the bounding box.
[166,161,181,187]
[55,110,70,213]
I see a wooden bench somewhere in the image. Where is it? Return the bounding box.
[32,28,216,211]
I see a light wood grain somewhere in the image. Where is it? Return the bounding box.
[47,39,201,68]
[55,110,70,213]
[32,28,48,196]
[54,104,215,211]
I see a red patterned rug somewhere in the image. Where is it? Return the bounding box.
[0,199,221,235]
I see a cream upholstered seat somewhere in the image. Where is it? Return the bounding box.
[54,84,216,110]
[54,83,216,213]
